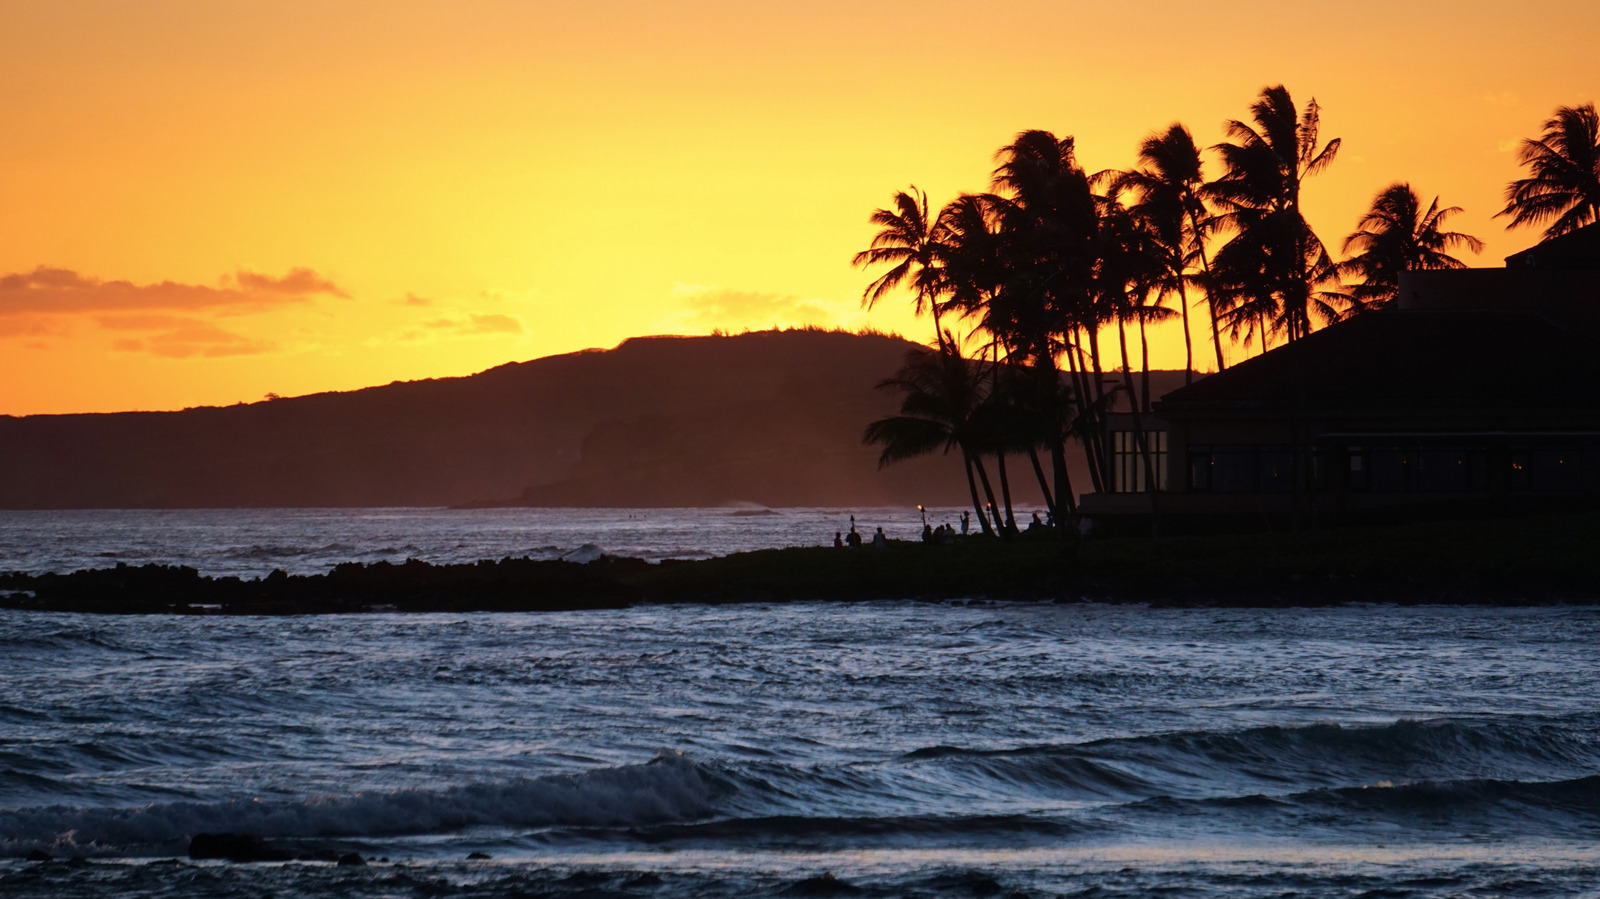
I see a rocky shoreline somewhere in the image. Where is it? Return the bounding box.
[3,510,1599,613]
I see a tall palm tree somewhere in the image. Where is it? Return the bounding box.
[852,187,953,350]
[1113,123,1221,379]
[986,130,1107,502]
[1208,85,1346,347]
[1498,102,1600,240]
[864,346,1000,536]
[1341,183,1483,310]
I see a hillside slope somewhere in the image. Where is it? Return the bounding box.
[0,330,1027,509]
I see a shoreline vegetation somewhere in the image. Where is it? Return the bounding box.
[2,512,1596,615]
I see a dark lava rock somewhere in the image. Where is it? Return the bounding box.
[188,833,295,863]
[336,852,366,867]
[781,872,863,896]
[25,849,52,862]
[298,849,340,863]
[466,851,492,860]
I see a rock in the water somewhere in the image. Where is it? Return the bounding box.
[336,852,366,867]
[188,833,295,863]
[25,849,52,862]
[560,543,606,564]
[782,872,863,896]
[466,851,492,860]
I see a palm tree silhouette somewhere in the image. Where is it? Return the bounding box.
[853,188,954,350]
[1114,123,1221,379]
[1497,102,1600,240]
[985,130,1108,499]
[864,345,1000,536]
[1208,85,1346,347]
[1341,183,1483,310]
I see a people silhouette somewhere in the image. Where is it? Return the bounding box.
[833,531,844,548]
[872,527,887,548]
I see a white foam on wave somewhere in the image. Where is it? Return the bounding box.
[0,753,712,857]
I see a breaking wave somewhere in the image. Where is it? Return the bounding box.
[0,753,714,857]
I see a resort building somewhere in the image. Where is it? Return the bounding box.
[1080,223,1600,531]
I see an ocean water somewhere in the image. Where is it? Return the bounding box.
[0,506,966,577]
[2,510,1598,897]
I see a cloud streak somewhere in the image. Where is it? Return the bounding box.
[423,313,524,336]
[106,316,276,358]
[0,267,347,316]
[660,283,856,331]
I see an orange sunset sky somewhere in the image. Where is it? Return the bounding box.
[1,0,1595,415]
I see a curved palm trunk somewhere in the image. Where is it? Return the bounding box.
[930,301,952,355]
[1187,208,1226,372]
[961,451,995,537]
[1061,339,1102,494]
[995,451,1016,536]
[1086,325,1115,490]
[1175,279,1195,385]
[1138,315,1152,413]
[971,452,1002,534]
[1027,445,1059,518]
[1072,333,1109,493]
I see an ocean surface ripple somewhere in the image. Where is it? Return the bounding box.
[2,509,1598,896]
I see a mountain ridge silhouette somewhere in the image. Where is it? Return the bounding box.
[0,330,999,509]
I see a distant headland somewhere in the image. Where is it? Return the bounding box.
[0,329,1071,510]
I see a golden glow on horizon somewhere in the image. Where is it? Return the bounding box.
[1,0,1595,414]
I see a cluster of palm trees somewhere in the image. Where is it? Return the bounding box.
[856,86,1600,535]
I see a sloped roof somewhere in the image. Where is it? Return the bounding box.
[1505,221,1600,269]
[1155,308,1600,418]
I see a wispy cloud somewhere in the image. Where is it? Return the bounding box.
[233,268,348,297]
[105,316,275,358]
[0,317,60,338]
[422,313,524,335]
[658,282,860,332]
[0,267,346,316]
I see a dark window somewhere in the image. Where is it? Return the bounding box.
[1415,448,1489,493]
[1346,446,1368,491]
[1259,447,1294,493]
[1188,447,1212,491]
[1209,445,1261,493]
[1512,441,1584,492]
[1111,430,1167,492]
[1367,447,1410,492]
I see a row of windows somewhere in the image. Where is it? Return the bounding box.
[1110,430,1168,493]
[1187,445,1315,493]
[1186,443,1600,494]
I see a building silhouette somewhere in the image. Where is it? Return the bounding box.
[1081,223,1600,531]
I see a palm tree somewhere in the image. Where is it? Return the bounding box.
[852,187,953,350]
[1208,85,1346,347]
[1498,102,1600,240]
[864,345,1000,536]
[985,130,1107,502]
[1341,183,1483,310]
[1114,123,1221,379]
